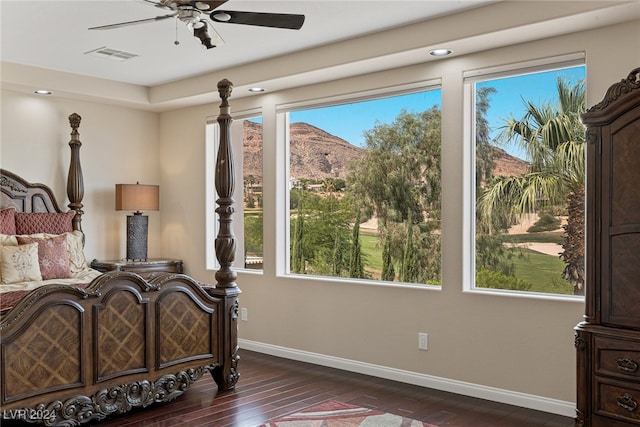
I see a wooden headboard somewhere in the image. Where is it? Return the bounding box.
[0,113,85,232]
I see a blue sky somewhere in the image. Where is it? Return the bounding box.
[288,65,585,160]
[477,66,585,159]
[290,91,440,148]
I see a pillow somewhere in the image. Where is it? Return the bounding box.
[15,211,75,235]
[44,231,88,274]
[0,243,42,284]
[0,207,16,234]
[0,234,18,284]
[17,234,71,280]
[0,234,18,246]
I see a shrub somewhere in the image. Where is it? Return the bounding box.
[527,212,561,233]
[476,269,533,291]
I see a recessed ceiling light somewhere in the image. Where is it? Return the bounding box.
[248,87,265,93]
[34,89,52,95]
[429,48,452,57]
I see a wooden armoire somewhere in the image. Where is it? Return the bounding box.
[575,68,640,426]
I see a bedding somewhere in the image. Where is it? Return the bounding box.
[15,210,75,234]
[0,270,100,314]
[0,207,17,234]
[1,230,92,278]
[0,230,99,310]
[0,242,42,283]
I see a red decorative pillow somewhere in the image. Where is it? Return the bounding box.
[16,234,71,280]
[15,211,75,235]
[0,207,16,234]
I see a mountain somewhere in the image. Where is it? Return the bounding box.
[242,121,529,183]
[243,121,364,182]
[489,146,530,177]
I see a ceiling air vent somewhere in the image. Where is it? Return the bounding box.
[84,47,138,62]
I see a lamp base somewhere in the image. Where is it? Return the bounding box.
[126,213,148,261]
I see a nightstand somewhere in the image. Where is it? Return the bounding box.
[91,258,184,281]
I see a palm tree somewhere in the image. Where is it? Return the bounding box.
[477,78,586,295]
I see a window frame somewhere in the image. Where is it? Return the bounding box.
[275,79,443,288]
[462,53,586,300]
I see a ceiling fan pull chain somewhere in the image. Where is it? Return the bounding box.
[174,17,180,45]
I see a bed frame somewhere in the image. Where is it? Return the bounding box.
[0,79,240,426]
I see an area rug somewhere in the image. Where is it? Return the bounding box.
[261,400,437,426]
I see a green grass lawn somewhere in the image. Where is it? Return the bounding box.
[502,231,564,244]
[360,234,382,272]
[360,230,572,294]
[509,247,573,294]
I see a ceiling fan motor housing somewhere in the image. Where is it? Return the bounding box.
[177,6,202,24]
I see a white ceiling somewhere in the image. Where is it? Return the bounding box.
[2,1,638,111]
[0,0,494,87]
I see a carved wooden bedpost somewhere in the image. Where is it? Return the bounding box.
[209,79,241,391]
[214,79,238,289]
[67,113,84,233]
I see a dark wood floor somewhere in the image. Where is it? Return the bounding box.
[8,350,576,426]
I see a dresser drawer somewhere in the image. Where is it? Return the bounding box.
[596,378,640,424]
[595,336,640,380]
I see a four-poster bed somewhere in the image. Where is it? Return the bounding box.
[0,79,240,426]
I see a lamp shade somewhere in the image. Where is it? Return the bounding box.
[115,183,159,212]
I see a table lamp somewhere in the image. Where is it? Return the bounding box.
[115,182,159,260]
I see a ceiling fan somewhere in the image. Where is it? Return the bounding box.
[88,0,305,49]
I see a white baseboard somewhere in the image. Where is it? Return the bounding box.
[239,339,576,418]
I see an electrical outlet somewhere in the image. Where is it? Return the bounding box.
[418,332,428,350]
[241,307,248,321]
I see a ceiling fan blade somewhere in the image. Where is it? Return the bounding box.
[88,13,176,30]
[193,20,225,49]
[210,10,305,30]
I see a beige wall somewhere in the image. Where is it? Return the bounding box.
[1,12,639,415]
[0,91,161,260]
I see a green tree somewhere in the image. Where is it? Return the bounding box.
[332,228,344,276]
[289,184,353,276]
[243,212,263,256]
[348,108,442,284]
[291,190,305,273]
[475,86,497,193]
[400,215,419,282]
[477,78,586,294]
[349,209,365,278]
[381,234,395,281]
[474,85,519,279]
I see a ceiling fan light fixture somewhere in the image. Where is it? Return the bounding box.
[194,2,211,10]
[193,20,206,29]
[212,12,231,22]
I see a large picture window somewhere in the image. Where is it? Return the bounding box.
[281,85,442,285]
[468,59,586,296]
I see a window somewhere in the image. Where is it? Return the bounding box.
[280,84,442,285]
[467,57,586,296]
[206,113,263,271]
